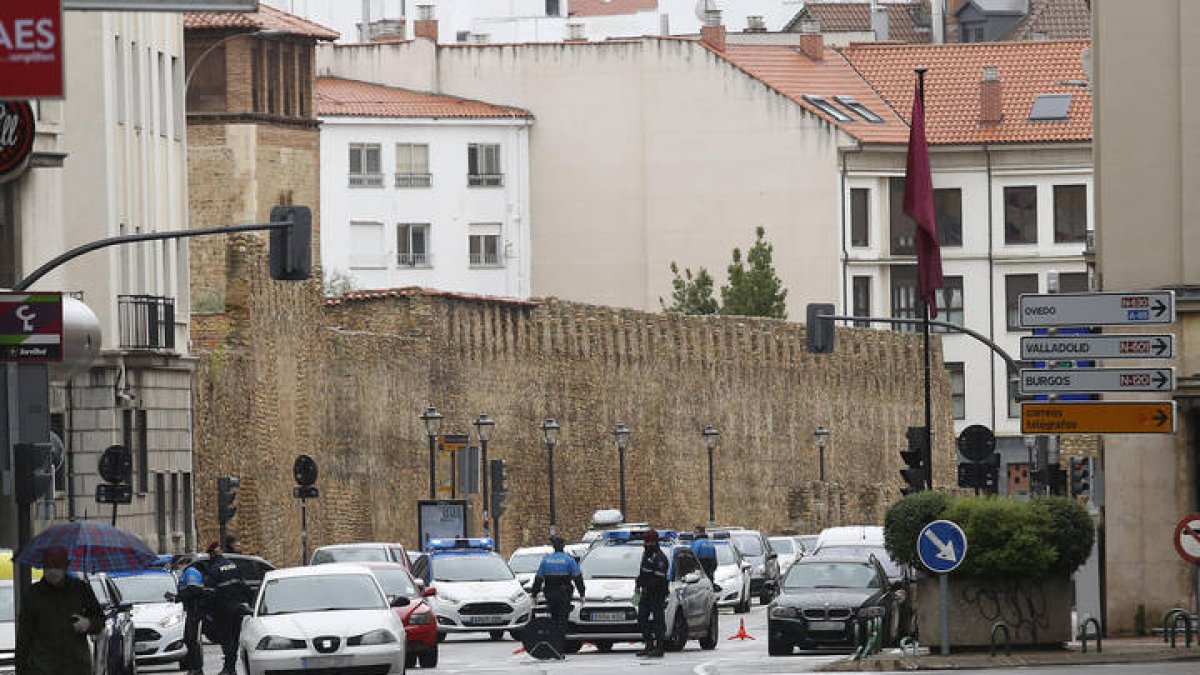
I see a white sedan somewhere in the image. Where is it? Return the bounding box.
[239,564,408,675]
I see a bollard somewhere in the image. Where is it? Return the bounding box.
[989,621,1012,657]
[1079,616,1102,654]
[900,636,920,658]
[1163,608,1189,644]
[1165,609,1194,648]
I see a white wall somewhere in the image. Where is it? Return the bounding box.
[320,116,532,298]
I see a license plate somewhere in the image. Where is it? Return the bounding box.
[808,620,845,632]
[466,615,506,625]
[590,611,626,622]
[300,655,351,668]
[134,642,155,652]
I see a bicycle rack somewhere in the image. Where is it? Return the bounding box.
[1163,608,1194,648]
[899,636,920,658]
[1163,608,1188,643]
[1078,616,1102,653]
[989,621,1012,657]
[851,616,883,660]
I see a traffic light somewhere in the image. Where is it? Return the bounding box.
[218,475,240,527]
[14,443,54,506]
[900,426,928,495]
[489,459,509,517]
[806,303,836,354]
[1070,457,1091,499]
[982,452,1001,495]
[269,205,312,280]
[1049,466,1068,496]
[956,462,979,489]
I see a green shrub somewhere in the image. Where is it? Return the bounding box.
[883,492,1094,581]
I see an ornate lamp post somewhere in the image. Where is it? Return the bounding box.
[702,424,720,525]
[541,418,561,536]
[612,422,631,519]
[473,413,495,536]
[814,425,830,482]
[420,406,443,499]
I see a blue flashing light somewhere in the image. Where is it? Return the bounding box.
[602,528,678,544]
[678,530,729,542]
[426,537,495,553]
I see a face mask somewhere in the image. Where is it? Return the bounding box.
[44,568,66,585]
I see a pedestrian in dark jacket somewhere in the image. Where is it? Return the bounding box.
[530,536,585,637]
[634,529,669,658]
[690,525,718,582]
[203,540,252,675]
[15,545,104,675]
[173,554,208,675]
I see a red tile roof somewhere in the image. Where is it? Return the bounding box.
[185,4,339,40]
[797,2,933,44]
[569,0,657,17]
[316,78,533,119]
[1009,0,1090,40]
[838,40,1091,144]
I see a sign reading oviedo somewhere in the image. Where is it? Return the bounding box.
[0,0,63,99]
[1018,291,1175,328]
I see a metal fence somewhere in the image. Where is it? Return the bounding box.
[118,295,175,350]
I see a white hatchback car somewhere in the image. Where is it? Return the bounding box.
[109,570,187,668]
[423,538,531,640]
[239,564,408,675]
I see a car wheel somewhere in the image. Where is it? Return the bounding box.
[405,652,418,669]
[418,645,439,668]
[436,632,447,643]
[489,630,505,641]
[564,640,583,654]
[767,633,791,656]
[509,629,523,641]
[759,589,773,606]
[735,595,750,614]
[595,641,614,652]
[664,612,688,652]
[699,606,718,650]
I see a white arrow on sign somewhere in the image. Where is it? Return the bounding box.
[1019,367,1175,394]
[924,529,958,563]
[1020,334,1175,360]
[1018,291,1175,327]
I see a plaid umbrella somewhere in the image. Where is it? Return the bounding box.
[16,521,157,573]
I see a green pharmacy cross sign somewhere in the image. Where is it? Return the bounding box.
[0,293,63,362]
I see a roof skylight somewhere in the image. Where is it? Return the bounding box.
[803,94,853,122]
[834,95,884,123]
[1028,93,1072,120]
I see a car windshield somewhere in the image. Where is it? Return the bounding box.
[769,538,795,554]
[811,546,903,579]
[369,568,418,597]
[799,536,819,553]
[715,544,738,565]
[785,562,879,589]
[509,552,545,574]
[729,533,764,556]
[580,545,642,579]
[431,554,514,582]
[0,584,12,621]
[311,547,388,564]
[112,574,177,604]
[259,574,385,615]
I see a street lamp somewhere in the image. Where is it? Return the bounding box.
[541,418,561,536]
[814,425,830,482]
[473,413,495,536]
[185,29,285,91]
[702,424,719,525]
[420,406,444,499]
[612,422,631,518]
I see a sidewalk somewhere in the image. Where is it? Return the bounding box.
[818,637,1200,671]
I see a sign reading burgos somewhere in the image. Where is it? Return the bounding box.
[0,0,63,99]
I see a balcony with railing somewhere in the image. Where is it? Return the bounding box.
[349,173,384,188]
[395,173,432,188]
[398,252,432,267]
[469,252,503,268]
[118,295,176,351]
[468,173,504,187]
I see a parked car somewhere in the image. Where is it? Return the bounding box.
[359,562,439,669]
[422,537,531,641]
[566,529,718,653]
[813,525,884,551]
[109,568,188,669]
[310,542,411,569]
[797,535,820,557]
[767,555,903,655]
[238,563,408,675]
[507,546,551,592]
[711,538,752,613]
[84,572,138,675]
[183,552,276,595]
[715,528,780,605]
[768,536,801,575]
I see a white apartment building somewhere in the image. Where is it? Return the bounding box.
[317,77,533,298]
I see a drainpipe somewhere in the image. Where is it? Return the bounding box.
[985,143,996,430]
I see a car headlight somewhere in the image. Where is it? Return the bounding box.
[159,610,183,629]
[508,590,528,604]
[437,590,460,605]
[406,609,434,625]
[770,605,799,618]
[256,636,306,651]
[348,629,397,646]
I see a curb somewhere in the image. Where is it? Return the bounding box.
[817,648,1200,671]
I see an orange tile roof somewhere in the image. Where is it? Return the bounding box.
[185,4,339,40]
[799,2,933,44]
[569,0,657,17]
[316,78,533,119]
[1009,0,1090,40]
[838,40,1091,144]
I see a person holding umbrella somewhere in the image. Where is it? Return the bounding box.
[15,545,104,675]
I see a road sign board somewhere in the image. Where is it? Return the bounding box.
[1018,291,1175,328]
[0,292,63,362]
[95,482,133,505]
[1174,514,1200,565]
[0,2,65,99]
[1021,334,1175,361]
[918,520,967,574]
[62,1,257,9]
[1021,401,1176,435]
[1019,367,1174,394]
[442,433,469,452]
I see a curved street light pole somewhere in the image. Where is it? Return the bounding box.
[541,418,561,536]
[702,425,720,525]
[420,406,444,499]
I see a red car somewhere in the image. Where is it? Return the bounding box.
[361,561,439,668]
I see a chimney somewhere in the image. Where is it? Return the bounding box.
[870,1,889,41]
[414,4,438,42]
[746,15,766,33]
[798,20,823,61]
[700,9,725,53]
[566,22,586,42]
[980,66,1003,124]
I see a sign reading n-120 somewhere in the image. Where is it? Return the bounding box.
[1019,367,1174,394]
[1019,291,1174,327]
[1021,334,1175,360]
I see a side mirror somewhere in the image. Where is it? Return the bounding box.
[740,561,750,570]
[421,586,437,597]
[116,601,134,613]
[164,592,178,602]
[767,552,778,560]
[682,571,702,584]
[390,595,411,608]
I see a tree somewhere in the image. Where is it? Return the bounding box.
[661,262,718,315]
[719,226,788,319]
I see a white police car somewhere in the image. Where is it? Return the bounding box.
[681,532,752,614]
[566,529,718,653]
[423,538,532,641]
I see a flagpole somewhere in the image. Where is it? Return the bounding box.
[916,66,934,491]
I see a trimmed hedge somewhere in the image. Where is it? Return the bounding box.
[883,494,1095,581]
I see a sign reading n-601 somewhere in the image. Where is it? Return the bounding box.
[1022,401,1176,435]
[1019,291,1174,327]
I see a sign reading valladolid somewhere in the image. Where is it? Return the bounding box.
[62,1,256,9]
[0,0,64,99]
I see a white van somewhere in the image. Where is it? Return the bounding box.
[813,525,884,550]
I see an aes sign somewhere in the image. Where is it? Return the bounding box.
[0,0,63,99]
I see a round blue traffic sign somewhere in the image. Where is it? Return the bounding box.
[918,519,968,574]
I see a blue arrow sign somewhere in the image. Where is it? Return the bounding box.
[918,520,968,574]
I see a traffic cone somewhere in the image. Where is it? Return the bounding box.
[512,646,526,654]
[728,617,755,640]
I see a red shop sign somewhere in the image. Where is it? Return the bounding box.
[0,102,35,182]
[0,0,64,99]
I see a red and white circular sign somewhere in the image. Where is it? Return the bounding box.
[0,101,35,184]
[1174,513,1200,564]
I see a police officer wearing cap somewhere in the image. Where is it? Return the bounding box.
[203,540,252,675]
[530,536,585,639]
[635,529,669,658]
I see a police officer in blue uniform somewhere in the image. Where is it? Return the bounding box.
[530,536,585,637]
[690,525,718,582]
[172,555,207,675]
[635,529,669,658]
[203,541,252,675]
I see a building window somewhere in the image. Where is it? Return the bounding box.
[546,0,561,16]
[946,362,965,420]
[850,188,869,248]
[349,221,386,269]
[266,41,279,114]
[468,143,503,187]
[184,41,225,113]
[935,188,962,247]
[137,409,149,494]
[349,144,383,187]
[398,223,431,267]
[1005,274,1038,330]
[182,472,194,551]
[298,51,311,117]
[888,178,915,255]
[890,265,919,333]
[396,143,431,187]
[251,43,262,111]
[170,472,180,534]
[1057,271,1089,294]
[115,37,126,123]
[469,223,503,267]
[282,43,296,117]
[131,42,143,129]
[852,276,871,328]
[1054,184,1087,243]
[171,56,183,140]
[155,472,167,551]
[157,52,168,136]
[933,276,964,331]
[1004,186,1038,245]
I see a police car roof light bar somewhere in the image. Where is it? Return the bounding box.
[426,536,495,552]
